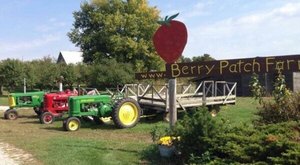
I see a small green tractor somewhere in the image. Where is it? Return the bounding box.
[4,91,45,120]
[63,94,141,131]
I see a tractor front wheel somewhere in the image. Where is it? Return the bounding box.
[63,117,81,131]
[4,109,18,120]
[112,98,141,128]
[40,112,54,124]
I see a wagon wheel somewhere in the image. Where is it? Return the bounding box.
[93,116,111,124]
[112,98,141,128]
[40,112,55,124]
[4,109,18,120]
[63,117,81,131]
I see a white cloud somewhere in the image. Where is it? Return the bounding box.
[0,34,60,53]
[35,18,67,33]
[182,1,212,19]
[235,2,300,25]
[184,2,300,60]
[184,2,206,18]
[0,33,78,61]
[158,1,213,22]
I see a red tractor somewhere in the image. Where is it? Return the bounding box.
[39,89,77,124]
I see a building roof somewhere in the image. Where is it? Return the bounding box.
[57,51,83,64]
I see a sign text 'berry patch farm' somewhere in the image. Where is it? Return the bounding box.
[165,54,300,78]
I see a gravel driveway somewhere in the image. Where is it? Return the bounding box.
[0,107,17,164]
[0,107,38,164]
[0,143,18,165]
[0,106,9,111]
[0,141,39,165]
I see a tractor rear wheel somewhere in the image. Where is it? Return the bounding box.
[112,98,141,128]
[4,109,18,120]
[40,112,54,124]
[63,117,81,131]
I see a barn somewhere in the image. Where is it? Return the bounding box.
[56,51,83,65]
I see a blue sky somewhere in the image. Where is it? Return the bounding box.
[1,0,300,61]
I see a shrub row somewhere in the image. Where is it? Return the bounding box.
[172,108,300,164]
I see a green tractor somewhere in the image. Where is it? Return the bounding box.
[4,91,45,120]
[63,94,141,131]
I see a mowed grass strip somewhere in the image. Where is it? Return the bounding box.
[0,95,8,105]
[0,97,259,164]
[216,97,260,126]
[0,109,167,165]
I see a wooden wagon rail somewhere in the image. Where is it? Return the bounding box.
[115,81,237,112]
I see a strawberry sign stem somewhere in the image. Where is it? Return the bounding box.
[157,13,179,26]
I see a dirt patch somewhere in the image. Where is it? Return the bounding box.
[0,141,39,165]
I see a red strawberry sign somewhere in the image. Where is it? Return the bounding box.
[153,13,188,64]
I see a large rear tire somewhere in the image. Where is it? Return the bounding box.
[4,109,18,120]
[112,98,141,128]
[63,117,81,131]
[40,112,55,124]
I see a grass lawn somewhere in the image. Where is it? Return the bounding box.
[0,95,8,105]
[0,97,259,165]
[217,97,260,126]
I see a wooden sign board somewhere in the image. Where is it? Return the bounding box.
[135,71,166,80]
[166,54,300,78]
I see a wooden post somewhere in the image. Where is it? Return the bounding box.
[23,78,26,93]
[59,76,64,92]
[169,78,177,128]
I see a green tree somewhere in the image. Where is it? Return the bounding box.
[58,64,77,88]
[23,61,38,90]
[68,0,164,71]
[192,54,215,62]
[0,59,25,91]
[74,63,91,87]
[0,61,4,95]
[31,57,60,90]
[87,58,135,88]
[179,56,192,63]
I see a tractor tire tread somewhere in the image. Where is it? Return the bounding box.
[112,98,141,129]
[4,109,18,120]
[40,112,55,124]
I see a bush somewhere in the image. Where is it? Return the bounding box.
[257,92,300,124]
[210,122,300,164]
[171,107,224,163]
[250,73,300,124]
[249,73,264,104]
[171,108,300,164]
